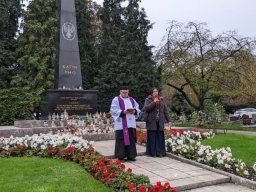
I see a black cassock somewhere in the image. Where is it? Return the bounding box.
[115,128,137,160]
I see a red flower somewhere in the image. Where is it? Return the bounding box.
[49,150,53,155]
[102,171,109,178]
[105,177,111,183]
[127,168,132,173]
[58,150,63,156]
[163,182,170,189]
[55,146,60,151]
[139,186,147,192]
[121,164,125,170]
[116,160,121,165]
[66,146,75,153]
[89,146,94,151]
[128,183,136,192]
[101,157,107,163]
[110,172,116,178]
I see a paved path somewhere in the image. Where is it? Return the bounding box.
[93,140,255,191]
[184,183,256,192]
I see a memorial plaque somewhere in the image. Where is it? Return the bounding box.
[48,90,97,115]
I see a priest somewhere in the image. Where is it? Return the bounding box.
[110,83,141,161]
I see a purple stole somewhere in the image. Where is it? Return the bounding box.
[117,96,135,146]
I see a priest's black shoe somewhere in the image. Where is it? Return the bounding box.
[127,158,136,161]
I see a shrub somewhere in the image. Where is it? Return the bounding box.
[0,88,33,125]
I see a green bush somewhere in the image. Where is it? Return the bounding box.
[0,88,33,125]
[191,102,227,127]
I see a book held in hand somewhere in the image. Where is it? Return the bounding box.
[127,108,135,113]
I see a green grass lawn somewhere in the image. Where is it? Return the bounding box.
[0,157,113,192]
[201,134,256,166]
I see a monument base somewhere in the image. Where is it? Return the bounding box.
[44,89,98,116]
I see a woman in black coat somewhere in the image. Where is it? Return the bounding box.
[142,88,170,157]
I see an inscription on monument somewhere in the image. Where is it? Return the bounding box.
[62,65,78,75]
[48,90,97,115]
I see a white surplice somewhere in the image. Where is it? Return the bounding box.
[110,96,141,130]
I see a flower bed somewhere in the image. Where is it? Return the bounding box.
[166,130,256,181]
[0,133,176,192]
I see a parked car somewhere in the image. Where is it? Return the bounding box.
[233,108,256,118]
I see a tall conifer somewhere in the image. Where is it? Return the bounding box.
[0,0,24,88]
[95,0,159,111]
[12,0,58,107]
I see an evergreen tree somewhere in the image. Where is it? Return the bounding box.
[95,0,159,111]
[0,0,24,88]
[11,0,58,107]
[95,0,126,111]
[122,0,160,105]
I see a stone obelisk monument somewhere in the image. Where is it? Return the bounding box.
[47,0,98,116]
[58,0,82,89]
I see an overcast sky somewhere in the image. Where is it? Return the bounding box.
[95,0,256,49]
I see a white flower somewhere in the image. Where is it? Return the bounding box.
[40,145,46,150]
[198,150,204,156]
[182,148,187,153]
[218,159,224,164]
[253,163,256,172]
[243,170,249,175]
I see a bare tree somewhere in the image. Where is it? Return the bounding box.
[156,21,256,111]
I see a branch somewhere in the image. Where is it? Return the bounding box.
[166,82,199,110]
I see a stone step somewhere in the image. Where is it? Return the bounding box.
[183,183,256,192]
[124,156,230,191]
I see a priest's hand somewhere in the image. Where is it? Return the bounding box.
[123,110,128,115]
[129,109,136,114]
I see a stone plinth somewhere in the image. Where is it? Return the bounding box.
[47,89,98,116]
